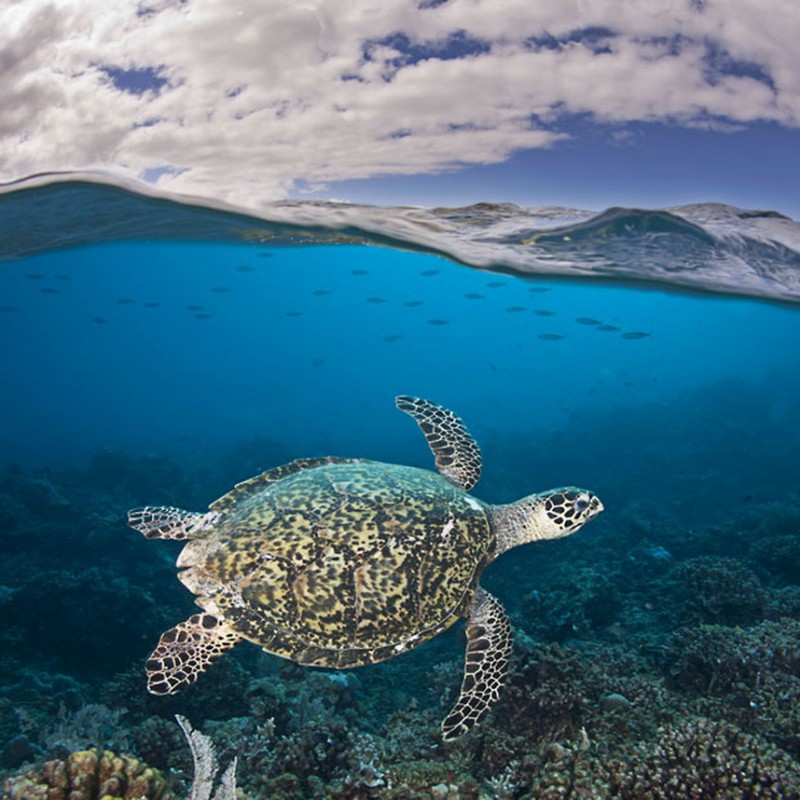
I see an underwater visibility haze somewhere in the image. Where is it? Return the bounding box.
[2,174,800,799]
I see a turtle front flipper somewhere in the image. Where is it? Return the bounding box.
[146,613,242,694]
[395,395,482,491]
[442,588,512,741]
[128,506,218,540]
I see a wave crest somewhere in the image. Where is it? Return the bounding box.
[1,172,799,303]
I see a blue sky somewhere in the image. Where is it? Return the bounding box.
[1,1,798,216]
[319,120,800,215]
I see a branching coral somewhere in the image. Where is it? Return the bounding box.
[176,715,237,800]
[623,718,800,799]
[499,643,590,742]
[664,619,800,696]
[675,556,765,625]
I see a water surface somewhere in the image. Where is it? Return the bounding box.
[2,173,800,798]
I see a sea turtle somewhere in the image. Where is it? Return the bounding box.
[128,396,603,740]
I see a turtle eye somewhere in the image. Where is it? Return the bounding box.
[575,498,589,512]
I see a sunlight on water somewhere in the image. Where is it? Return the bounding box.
[2,172,800,302]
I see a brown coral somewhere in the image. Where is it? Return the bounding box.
[664,619,800,696]
[675,556,765,625]
[3,748,172,800]
[622,718,800,799]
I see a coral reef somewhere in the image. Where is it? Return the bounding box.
[623,718,800,798]
[83,451,192,508]
[41,704,131,758]
[664,619,800,696]
[4,469,72,520]
[522,566,622,640]
[176,715,237,800]
[3,748,172,800]
[674,556,765,625]
[751,534,800,584]
[2,449,800,799]
[0,568,167,678]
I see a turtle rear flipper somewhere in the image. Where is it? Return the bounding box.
[395,395,482,491]
[442,588,512,741]
[146,613,242,694]
[128,506,218,540]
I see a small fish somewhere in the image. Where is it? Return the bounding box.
[54,274,72,281]
[486,281,506,288]
[25,273,44,280]
[186,304,204,311]
[117,298,134,305]
[420,269,440,276]
[211,287,229,293]
[143,302,161,308]
[367,296,387,304]
[576,317,601,326]
[312,358,325,367]
[428,319,450,326]
[597,324,619,332]
[505,306,526,313]
[729,693,759,710]
[236,265,255,272]
[404,300,424,307]
[528,286,551,293]
[621,331,651,340]
[464,293,484,300]
[91,317,108,324]
[256,252,273,259]
[533,309,555,316]
[0,305,19,312]
[538,333,565,340]
[383,334,402,342]
[312,289,331,296]
[286,311,302,317]
[40,287,59,294]
[489,364,497,372]
[193,313,212,320]
[351,269,369,275]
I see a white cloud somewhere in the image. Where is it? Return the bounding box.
[0,0,797,206]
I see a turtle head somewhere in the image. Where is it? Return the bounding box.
[536,487,603,538]
[491,487,603,556]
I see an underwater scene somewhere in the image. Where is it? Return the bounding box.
[2,174,800,800]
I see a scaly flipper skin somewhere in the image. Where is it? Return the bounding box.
[442,588,512,741]
[146,613,242,694]
[395,395,482,491]
[127,506,216,540]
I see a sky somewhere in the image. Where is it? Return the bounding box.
[2,0,799,216]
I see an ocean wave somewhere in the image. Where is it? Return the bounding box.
[1,171,799,303]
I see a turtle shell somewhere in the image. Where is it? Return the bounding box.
[177,457,493,668]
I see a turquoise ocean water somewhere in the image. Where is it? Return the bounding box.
[1,175,800,798]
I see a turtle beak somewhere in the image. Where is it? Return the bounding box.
[574,491,603,521]
[587,494,603,519]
